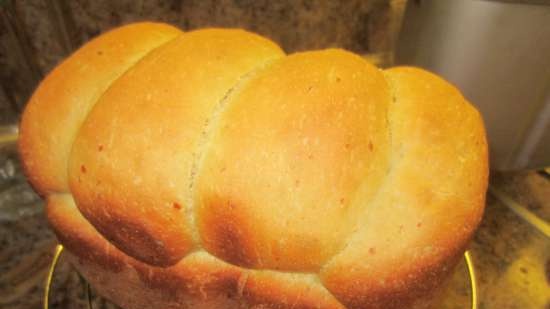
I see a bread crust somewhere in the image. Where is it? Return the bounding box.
[320,67,488,308]
[195,49,391,271]
[21,23,488,309]
[19,22,182,196]
[67,28,284,266]
[47,194,344,309]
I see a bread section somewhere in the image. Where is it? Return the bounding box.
[195,49,391,271]
[68,29,284,266]
[19,22,488,309]
[320,67,488,308]
[19,22,182,196]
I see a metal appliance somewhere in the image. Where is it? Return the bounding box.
[396,0,550,170]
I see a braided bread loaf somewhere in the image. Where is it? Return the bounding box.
[19,22,488,309]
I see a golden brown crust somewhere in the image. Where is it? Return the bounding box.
[21,23,488,309]
[18,22,182,196]
[48,194,344,309]
[319,67,488,308]
[67,28,284,266]
[46,194,128,272]
[196,49,391,271]
[243,272,345,309]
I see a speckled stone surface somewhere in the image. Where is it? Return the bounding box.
[473,172,550,309]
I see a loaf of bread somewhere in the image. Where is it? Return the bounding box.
[19,22,488,309]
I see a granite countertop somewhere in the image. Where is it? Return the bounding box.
[1,136,549,309]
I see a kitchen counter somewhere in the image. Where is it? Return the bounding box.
[1,138,549,309]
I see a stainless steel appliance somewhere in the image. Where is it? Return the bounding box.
[396,0,550,170]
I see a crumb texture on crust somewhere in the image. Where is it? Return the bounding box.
[20,23,488,309]
[195,49,391,272]
[18,22,182,196]
[47,194,345,309]
[67,28,285,266]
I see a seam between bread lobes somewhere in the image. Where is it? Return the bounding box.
[317,67,487,308]
[65,28,286,266]
[192,48,392,272]
[195,48,398,274]
[185,57,282,250]
[19,22,488,309]
[317,70,396,273]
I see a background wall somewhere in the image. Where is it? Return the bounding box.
[0,0,406,126]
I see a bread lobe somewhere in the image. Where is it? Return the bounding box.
[68,28,285,266]
[319,67,488,309]
[18,22,182,196]
[195,49,391,271]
